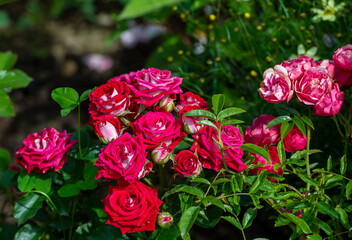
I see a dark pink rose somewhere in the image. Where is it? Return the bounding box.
[283,126,307,152]
[316,60,335,78]
[91,116,122,144]
[173,150,201,178]
[128,68,183,106]
[295,67,333,105]
[333,44,352,71]
[179,106,206,135]
[259,65,293,104]
[109,72,136,85]
[89,81,132,118]
[15,127,77,174]
[250,145,283,180]
[102,182,163,235]
[175,92,208,112]
[191,124,246,172]
[244,115,280,147]
[334,63,352,87]
[131,111,186,150]
[314,83,344,117]
[281,56,315,83]
[94,133,148,183]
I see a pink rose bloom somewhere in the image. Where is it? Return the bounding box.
[89,81,132,118]
[283,126,307,152]
[316,60,335,78]
[334,63,352,87]
[128,68,183,107]
[333,44,352,71]
[91,116,122,144]
[173,150,202,178]
[109,72,136,85]
[295,67,333,105]
[175,92,208,112]
[16,127,77,174]
[244,115,280,147]
[250,145,283,180]
[314,83,344,117]
[94,133,148,183]
[259,65,293,104]
[281,56,315,83]
[191,124,246,172]
[179,106,206,135]
[131,111,186,150]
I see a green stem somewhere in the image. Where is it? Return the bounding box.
[78,103,82,159]
[234,214,247,240]
[306,108,312,192]
[68,197,77,240]
[158,165,167,192]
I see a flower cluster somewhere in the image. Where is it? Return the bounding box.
[259,48,347,117]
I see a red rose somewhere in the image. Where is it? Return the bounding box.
[175,92,208,112]
[102,182,163,235]
[15,127,77,174]
[91,116,122,144]
[283,126,307,152]
[334,63,352,87]
[94,133,148,183]
[173,150,201,178]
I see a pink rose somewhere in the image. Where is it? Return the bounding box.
[173,150,201,178]
[91,116,122,144]
[175,92,208,112]
[314,83,344,117]
[250,145,283,180]
[259,65,293,104]
[89,81,132,118]
[15,127,77,174]
[131,111,186,150]
[151,146,172,165]
[334,63,352,87]
[128,68,183,106]
[102,182,163,235]
[316,60,335,78]
[94,133,148,183]
[179,106,206,135]
[283,126,307,152]
[244,115,280,147]
[281,56,315,83]
[109,72,136,85]
[191,124,246,172]
[295,67,333,105]
[333,44,352,71]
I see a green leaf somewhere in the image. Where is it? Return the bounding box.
[346,180,352,200]
[242,208,257,229]
[205,196,225,211]
[190,178,211,185]
[79,89,93,103]
[0,51,17,70]
[83,163,99,181]
[240,143,270,162]
[0,69,32,89]
[280,121,294,140]
[58,184,81,198]
[162,184,204,200]
[284,213,312,234]
[157,227,180,240]
[290,149,322,161]
[35,174,52,194]
[0,91,14,116]
[195,120,218,130]
[212,94,225,115]
[292,116,306,136]
[14,224,44,240]
[0,148,10,174]
[51,87,79,114]
[14,193,45,225]
[118,0,186,20]
[217,107,246,120]
[300,116,314,129]
[277,141,286,164]
[73,222,93,240]
[17,172,36,193]
[182,109,216,120]
[340,155,347,175]
[275,215,291,227]
[179,206,200,239]
[250,170,267,193]
[312,218,333,235]
[298,175,319,188]
[221,216,242,230]
[87,225,128,240]
[266,116,291,129]
[316,202,340,220]
[220,119,244,126]
[77,179,97,190]
[212,178,230,185]
[336,206,350,228]
[307,235,322,240]
[250,195,263,209]
[195,207,222,229]
[327,156,332,171]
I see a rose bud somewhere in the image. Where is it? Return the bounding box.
[138,160,153,179]
[313,83,344,117]
[157,212,174,229]
[151,146,173,165]
[173,150,201,178]
[333,44,352,71]
[92,116,122,144]
[281,56,315,83]
[283,126,307,152]
[159,96,175,112]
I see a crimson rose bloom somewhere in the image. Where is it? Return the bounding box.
[244,115,280,147]
[313,83,344,117]
[281,56,315,83]
[131,111,186,149]
[191,124,246,172]
[128,68,183,106]
[333,44,352,71]
[16,127,77,174]
[295,67,333,105]
[102,182,163,235]
[283,126,307,152]
[89,80,132,118]
[91,116,122,144]
[94,133,148,183]
[334,63,352,87]
[174,150,201,177]
[175,92,208,112]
